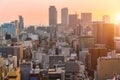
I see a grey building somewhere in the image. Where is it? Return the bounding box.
[65,60,80,80]
[19,16,24,32]
[27,26,35,33]
[49,55,65,68]
[81,13,92,27]
[61,8,68,27]
[69,14,78,28]
[81,13,92,35]
[49,6,57,27]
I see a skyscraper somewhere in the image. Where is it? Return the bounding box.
[87,48,108,71]
[61,8,68,27]
[69,14,78,28]
[19,16,24,32]
[14,20,20,41]
[92,22,114,49]
[49,6,57,27]
[81,13,92,26]
[81,13,92,34]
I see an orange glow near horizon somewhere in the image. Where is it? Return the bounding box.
[0,0,120,25]
[113,13,120,25]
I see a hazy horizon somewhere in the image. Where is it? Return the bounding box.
[0,0,120,25]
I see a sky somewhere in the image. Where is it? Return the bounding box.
[0,0,120,25]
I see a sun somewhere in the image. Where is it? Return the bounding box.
[114,14,120,25]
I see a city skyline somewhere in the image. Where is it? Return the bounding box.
[0,0,120,25]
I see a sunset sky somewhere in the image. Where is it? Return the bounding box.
[0,0,120,25]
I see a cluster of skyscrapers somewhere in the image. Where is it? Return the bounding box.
[0,16,24,39]
[49,6,93,36]
[0,5,120,80]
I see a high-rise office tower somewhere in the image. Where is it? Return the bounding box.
[69,14,78,28]
[81,13,92,26]
[19,16,24,32]
[81,13,92,34]
[14,20,19,41]
[61,8,68,27]
[92,22,114,50]
[49,6,57,27]
[87,48,108,71]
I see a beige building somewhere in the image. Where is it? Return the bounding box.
[13,43,24,63]
[97,56,120,80]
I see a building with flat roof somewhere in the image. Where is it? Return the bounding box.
[86,48,108,71]
[49,6,57,27]
[96,55,120,80]
[1,23,16,38]
[20,62,31,80]
[69,14,78,28]
[48,68,65,80]
[81,13,92,35]
[61,8,68,27]
[49,55,65,69]
[80,36,94,50]
[65,60,80,80]
[92,22,114,50]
